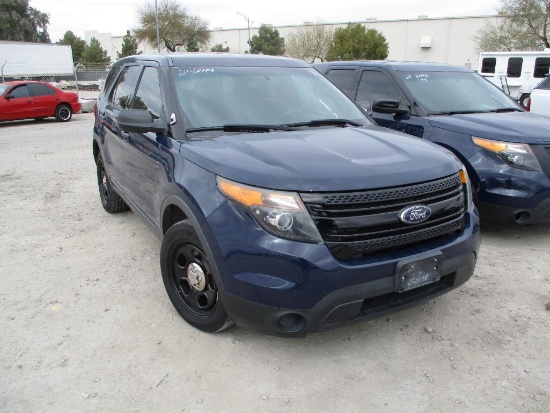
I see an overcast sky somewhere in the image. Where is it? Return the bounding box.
[30,0,501,42]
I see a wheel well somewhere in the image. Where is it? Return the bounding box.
[162,205,188,235]
[93,141,99,162]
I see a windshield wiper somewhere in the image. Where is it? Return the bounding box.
[430,110,483,116]
[186,124,293,135]
[283,119,363,128]
[488,108,523,113]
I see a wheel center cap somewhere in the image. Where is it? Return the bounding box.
[187,263,206,291]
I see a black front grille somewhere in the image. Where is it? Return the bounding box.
[301,173,467,260]
[531,145,550,179]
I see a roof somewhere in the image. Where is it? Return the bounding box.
[115,53,309,68]
[313,60,473,73]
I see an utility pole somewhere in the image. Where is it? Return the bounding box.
[155,0,161,53]
[236,12,251,53]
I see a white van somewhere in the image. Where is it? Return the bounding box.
[478,49,550,107]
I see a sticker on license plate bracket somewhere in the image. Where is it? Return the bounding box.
[395,253,444,293]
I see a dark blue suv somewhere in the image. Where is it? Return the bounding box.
[93,54,479,336]
[314,61,550,225]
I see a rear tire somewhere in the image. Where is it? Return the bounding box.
[96,153,129,213]
[519,93,530,109]
[55,104,72,122]
[160,220,233,333]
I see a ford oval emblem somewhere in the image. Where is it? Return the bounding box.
[399,205,432,225]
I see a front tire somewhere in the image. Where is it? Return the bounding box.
[55,104,72,122]
[160,220,232,333]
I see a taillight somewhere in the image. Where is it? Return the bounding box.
[526,97,531,111]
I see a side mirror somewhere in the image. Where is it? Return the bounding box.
[5,94,14,100]
[372,100,409,115]
[118,109,168,134]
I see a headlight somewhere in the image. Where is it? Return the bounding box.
[217,177,323,244]
[459,166,473,212]
[472,137,542,172]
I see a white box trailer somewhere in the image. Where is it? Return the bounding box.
[478,49,550,107]
[0,41,74,80]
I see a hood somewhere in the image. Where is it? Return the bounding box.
[181,126,460,192]
[429,112,550,143]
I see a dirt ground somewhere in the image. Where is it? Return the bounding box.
[1,113,549,413]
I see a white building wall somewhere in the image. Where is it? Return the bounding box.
[210,15,501,70]
[87,15,502,70]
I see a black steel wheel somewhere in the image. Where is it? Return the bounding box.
[55,104,72,122]
[161,220,232,333]
[96,153,129,213]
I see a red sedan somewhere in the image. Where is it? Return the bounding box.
[0,81,81,122]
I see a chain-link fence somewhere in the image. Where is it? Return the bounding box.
[1,63,110,96]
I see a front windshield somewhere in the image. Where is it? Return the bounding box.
[401,71,520,115]
[0,84,9,95]
[171,67,370,129]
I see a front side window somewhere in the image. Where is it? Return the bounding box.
[534,57,550,78]
[401,71,518,115]
[9,85,30,98]
[132,67,163,119]
[172,67,369,129]
[481,58,496,74]
[356,71,402,111]
[507,57,523,78]
[111,65,142,109]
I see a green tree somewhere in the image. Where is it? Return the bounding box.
[118,30,139,58]
[0,0,50,42]
[250,24,285,55]
[134,0,210,52]
[285,22,334,63]
[81,38,111,66]
[58,31,86,64]
[475,0,549,51]
[326,23,388,61]
[211,43,230,52]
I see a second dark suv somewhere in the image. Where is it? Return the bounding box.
[314,61,550,224]
[93,53,479,336]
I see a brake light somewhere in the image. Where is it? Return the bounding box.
[526,97,531,111]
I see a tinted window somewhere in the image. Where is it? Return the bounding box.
[534,57,550,78]
[111,66,142,109]
[132,67,163,119]
[28,83,55,96]
[356,71,401,111]
[481,58,496,74]
[326,69,357,97]
[507,57,522,78]
[9,85,30,98]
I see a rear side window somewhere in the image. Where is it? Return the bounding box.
[507,58,522,78]
[481,58,496,74]
[356,71,401,109]
[111,65,142,109]
[325,69,357,97]
[9,85,30,98]
[132,67,163,119]
[28,83,55,96]
[534,58,550,78]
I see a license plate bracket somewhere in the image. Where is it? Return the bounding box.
[395,253,444,293]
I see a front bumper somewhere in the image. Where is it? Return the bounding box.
[468,150,550,224]
[204,201,480,337]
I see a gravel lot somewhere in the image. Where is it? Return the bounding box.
[1,113,549,413]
